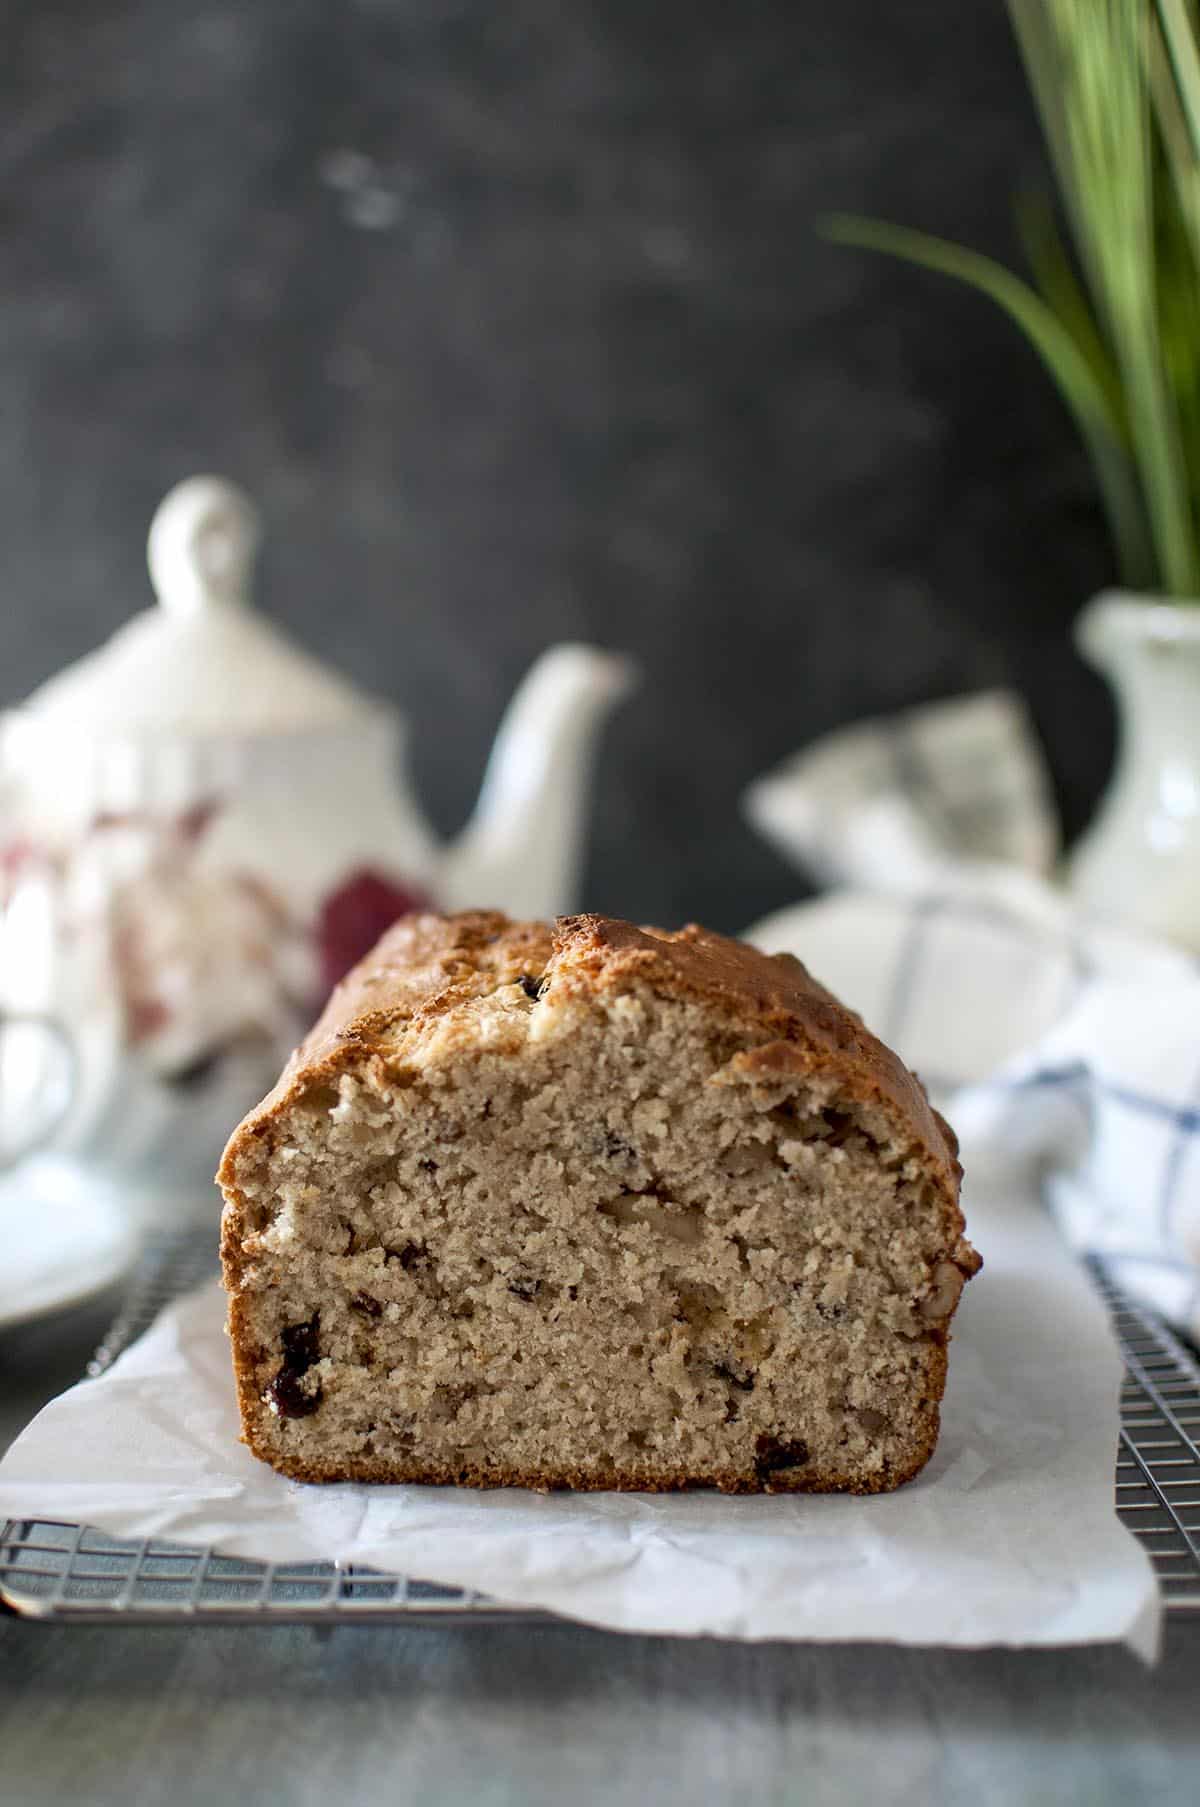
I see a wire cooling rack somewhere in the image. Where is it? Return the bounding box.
[1,1234,541,1626]
[1088,1261,1200,1616]
[2,1236,1199,1624]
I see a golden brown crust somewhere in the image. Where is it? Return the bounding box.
[219,912,544,1183]
[221,909,964,1200]
[233,1438,940,1494]
[550,914,967,1250]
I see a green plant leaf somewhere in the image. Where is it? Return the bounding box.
[1009,0,1199,597]
[1007,0,1098,296]
[1158,0,1200,159]
[823,2,1200,600]
[1149,13,1200,266]
[1015,193,1127,431]
[820,213,1154,588]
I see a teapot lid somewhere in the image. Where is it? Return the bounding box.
[22,477,382,737]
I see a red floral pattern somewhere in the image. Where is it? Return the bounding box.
[316,868,430,998]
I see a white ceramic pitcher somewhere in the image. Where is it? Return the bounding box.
[1067,592,1200,953]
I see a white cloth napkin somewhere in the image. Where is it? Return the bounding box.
[744,689,1060,895]
[743,690,1200,1342]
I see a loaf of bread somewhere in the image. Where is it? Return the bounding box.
[219,911,979,1493]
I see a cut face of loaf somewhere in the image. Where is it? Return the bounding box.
[219,912,979,1494]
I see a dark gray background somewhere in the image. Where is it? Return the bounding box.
[0,0,1113,931]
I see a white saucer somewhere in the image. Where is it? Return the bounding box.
[1,1169,138,1332]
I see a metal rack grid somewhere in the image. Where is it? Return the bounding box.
[1088,1260,1200,1616]
[2,1238,1199,1625]
[2,1234,540,1625]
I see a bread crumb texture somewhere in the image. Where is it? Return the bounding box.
[218,912,979,1494]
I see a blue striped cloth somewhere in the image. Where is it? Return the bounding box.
[748,880,1200,1341]
[743,688,1200,1338]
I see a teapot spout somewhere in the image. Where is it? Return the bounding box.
[440,644,636,919]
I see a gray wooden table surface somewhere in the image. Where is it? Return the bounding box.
[3,1290,1198,1807]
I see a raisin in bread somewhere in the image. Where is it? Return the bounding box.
[218,911,979,1493]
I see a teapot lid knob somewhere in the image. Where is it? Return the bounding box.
[147,476,260,618]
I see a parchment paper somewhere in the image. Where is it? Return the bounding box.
[0,1180,1159,1659]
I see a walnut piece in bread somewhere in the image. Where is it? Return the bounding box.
[218,911,979,1493]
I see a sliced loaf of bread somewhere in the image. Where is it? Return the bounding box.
[219,911,978,1493]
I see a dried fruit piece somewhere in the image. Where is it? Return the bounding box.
[265,1314,323,1419]
[265,1369,323,1419]
[754,1434,810,1479]
[714,1359,755,1393]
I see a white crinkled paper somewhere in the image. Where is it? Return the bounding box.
[0,1178,1159,1659]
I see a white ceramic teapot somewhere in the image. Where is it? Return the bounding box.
[0,476,634,1223]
